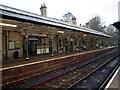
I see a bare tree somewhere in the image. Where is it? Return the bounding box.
[87,16,104,31]
[62,12,73,24]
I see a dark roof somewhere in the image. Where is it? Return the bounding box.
[0,4,111,38]
[113,22,120,30]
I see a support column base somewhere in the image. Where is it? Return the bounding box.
[26,58,29,61]
[67,52,69,54]
[51,54,54,57]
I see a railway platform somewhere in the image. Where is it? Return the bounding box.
[1,46,118,88]
[2,47,115,68]
[2,49,93,68]
[105,66,120,89]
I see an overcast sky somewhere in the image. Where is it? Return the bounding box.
[0,0,119,26]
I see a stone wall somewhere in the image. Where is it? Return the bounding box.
[2,47,117,87]
[2,31,24,59]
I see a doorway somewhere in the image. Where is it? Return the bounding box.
[29,40,36,55]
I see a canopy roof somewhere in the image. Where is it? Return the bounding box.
[0,4,111,38]
[113,22,120,30]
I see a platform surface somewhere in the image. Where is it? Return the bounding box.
[2,51,80,68]
[2,49,96,68]
[106,66,120,89]
[2,47,116,68]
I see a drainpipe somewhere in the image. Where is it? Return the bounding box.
[23,43,25,57]
[0,30,2,61]
[79,39,81,52]
[51,37,53,57]
[88,40,89,50]
[94,40,96,48]
[57,35,59,53]
[67,37,69,54]
[5,31,8,60]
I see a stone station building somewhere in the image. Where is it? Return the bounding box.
[0,4,111,61]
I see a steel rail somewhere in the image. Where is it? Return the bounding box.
[3,49,118,88]
[67,53,119,89]
[28,50,118,89]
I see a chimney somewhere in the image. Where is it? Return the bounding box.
[72,16,77,25]
[86,23,89,28]
[40,3,47,17]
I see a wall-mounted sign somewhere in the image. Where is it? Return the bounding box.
[37,49,40,54]
[36,45,49,55]
[15,41,20,49]
[28,36,47,41]
[9,41,15,50]
[46,48,49,53]
[28,37,39,40]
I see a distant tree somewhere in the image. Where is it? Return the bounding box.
[62,12,73,24]
[87,16,104,31]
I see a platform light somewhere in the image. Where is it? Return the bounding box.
[0,23,17,27]
[84,34,86,36]
[58,31,64,34]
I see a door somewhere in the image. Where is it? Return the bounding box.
[29,40,35,55]
[49,40,53,54]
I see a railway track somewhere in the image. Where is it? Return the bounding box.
[68,54,120,89]
[30,50,119,89]
[4,49,118,89]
